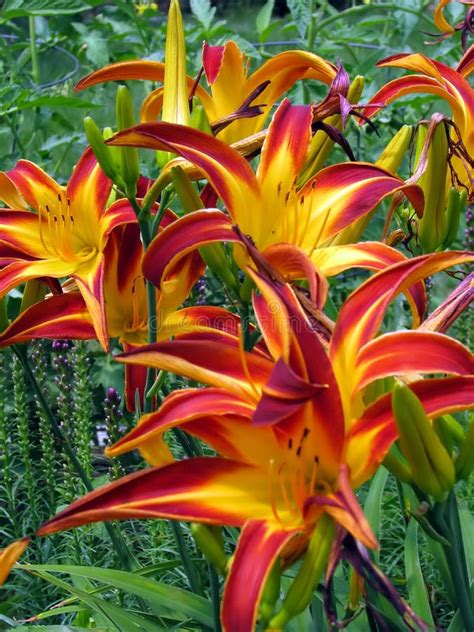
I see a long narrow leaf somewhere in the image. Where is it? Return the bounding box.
[404,519,435,627]
[21,564,213,627]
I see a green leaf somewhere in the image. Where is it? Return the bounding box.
[287,0,312,39]
[363,466,388,563]
[22,564,213,628]
[256,0,275,35]
[404,519,435,627]
[2,0,92,18]
[25,569,162,632]
[458,502,474,584]
[189,0,216,32]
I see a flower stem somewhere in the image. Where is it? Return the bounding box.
[28,16,40,85]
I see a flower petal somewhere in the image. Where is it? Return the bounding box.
[298,162,424,246]
[355,331,474,391]
[3,160,61,210]
[420,272,474,333]
[0,292,94,347]
[108,123,261,230]
[221,520,299,632]
[142,210,238,289]
[37,458,277,535]
[72,254,108,351]
[115,333,273,402]
[66,147,112,224]
[330,251,474,419]
[0,538,30,586]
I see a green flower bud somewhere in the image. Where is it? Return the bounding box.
[84,116,122,184]
[392,383,455,500]
[116,86,140,197]
[269,516,334,628]
[191,524,227,574]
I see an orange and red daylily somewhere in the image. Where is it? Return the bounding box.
[0,149,136,350]
[75,40,337,144]
[0,217,208,410]
[6,251,470,630]
[361,50,474,198]
[108,99,424,284]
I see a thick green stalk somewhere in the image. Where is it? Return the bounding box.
[13,346,137,572]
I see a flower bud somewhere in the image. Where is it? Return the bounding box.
[441,187,467,248]
[414,116,449,252]
[269,515,334,628]
[116,85,140,197]
[157,0,190,167]
[84,116,122,185]
[392,383,455,500]
[191,524,227,574]
[189,97,213,134]
[455,414,474,481]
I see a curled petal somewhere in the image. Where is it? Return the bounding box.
[355,330,474,391]
[0,293,94,347]
[108,123,261,227]
[107,387,254,458]
[420,272,474,333]
[330,251,474,417]
[142,210,238,288]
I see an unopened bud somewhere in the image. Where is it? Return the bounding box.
[116,86,140,197]
[191,524,227,574]
[392,383,455,499]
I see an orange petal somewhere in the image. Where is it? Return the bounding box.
[0,538,30,585]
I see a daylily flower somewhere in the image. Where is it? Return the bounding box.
[108,100,424,284]
[75,40,337,144]
[0,149,136,350]
[2,251,469,629]
[361,49,474,199]
[0,218,208,410]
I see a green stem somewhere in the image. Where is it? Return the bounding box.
[430,495,474,631]
[307,0,316,49]
[170,522,202,595]
[13,345,137,573]
[29,16,40,85]
[208,563,222,632]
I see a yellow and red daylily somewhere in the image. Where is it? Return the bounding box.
[5,251,471,630]
[75,40,337,145]
[108,100,424,285]
[361,50,474,199]
[0,149,137,350]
